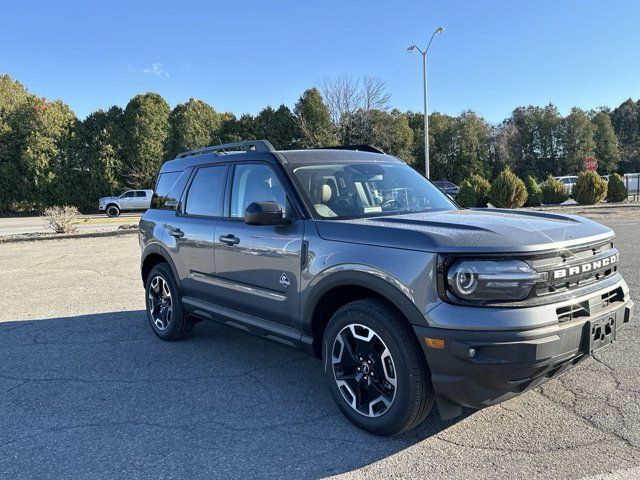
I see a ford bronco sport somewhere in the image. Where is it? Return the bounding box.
[139,140,634,435]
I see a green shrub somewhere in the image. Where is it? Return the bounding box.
[456,180,477,208]
[524,175,543,207]
[489,167,528,208]
[469,174,491,207]
[541,176,569,205]
[573,170,608,205]
[606,173,628,203]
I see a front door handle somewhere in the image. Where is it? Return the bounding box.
[169,228,184,238]
[218,234,240,246]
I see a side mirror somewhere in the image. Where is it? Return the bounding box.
[244,201,291,226]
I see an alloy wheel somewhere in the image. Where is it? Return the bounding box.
[331,323,397,417]
[148,275,172,331]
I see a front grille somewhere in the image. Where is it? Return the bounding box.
[531,240,618,297]
[556,286,625,322]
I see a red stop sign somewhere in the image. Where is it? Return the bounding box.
[584,156,598,171]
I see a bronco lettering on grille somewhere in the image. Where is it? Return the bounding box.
[553,253,619,280]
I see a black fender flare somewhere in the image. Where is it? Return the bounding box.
[141,243,182,289]
[301,269,428,338]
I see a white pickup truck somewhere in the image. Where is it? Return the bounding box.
[98,189,153,217]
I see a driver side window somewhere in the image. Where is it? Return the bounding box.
[230,164,288,218]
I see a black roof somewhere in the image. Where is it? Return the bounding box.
[278,149,399,164]
[160,140,399,174]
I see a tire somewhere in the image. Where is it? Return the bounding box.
[106,204,120,217]
[323,299,434,436]
[145,263,194,341]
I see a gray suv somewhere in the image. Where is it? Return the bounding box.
[139,140,634,435]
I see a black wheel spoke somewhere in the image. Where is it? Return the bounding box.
[368,377,394,402]
[335,364,358,380]
[340,334,359,366]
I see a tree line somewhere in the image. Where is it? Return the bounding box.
[1,73,639,213]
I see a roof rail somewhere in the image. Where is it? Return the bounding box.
[175,140,276,159]
[319,144,385,154]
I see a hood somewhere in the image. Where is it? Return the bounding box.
[315,209,614,254]
[100,196,116,201]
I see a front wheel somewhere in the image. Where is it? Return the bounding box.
[145,263,194,341]
[323,299,434,436]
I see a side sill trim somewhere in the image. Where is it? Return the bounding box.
[182,296,303,349]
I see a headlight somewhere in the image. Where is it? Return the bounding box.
[446,260,543,302]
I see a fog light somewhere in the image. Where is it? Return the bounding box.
[424,337,445,349]
[468,347,477,358]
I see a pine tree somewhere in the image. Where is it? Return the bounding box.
[294,88,336,147]
[166,99,221,159]
[122,93,170,188]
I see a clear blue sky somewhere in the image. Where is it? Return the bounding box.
[2,0,639,123]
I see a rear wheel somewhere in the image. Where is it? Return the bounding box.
[145,263,194,340]
[323,299,434,436]
[106,204,120,217]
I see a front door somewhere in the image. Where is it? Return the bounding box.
[164,164,228,303]
[213,162,304,328]
[120,190,136,210]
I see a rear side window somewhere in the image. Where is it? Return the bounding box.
[185,165,227,217]
[152,170,191,210]
[136,191,147,197]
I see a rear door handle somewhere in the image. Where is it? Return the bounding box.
[218,234,240,246]
[169,228,184,238]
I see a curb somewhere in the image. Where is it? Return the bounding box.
[0,228,138,244]
[531,203,640,212]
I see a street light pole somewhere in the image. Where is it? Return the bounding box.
[408,26,445,179]
[422,50,429,179]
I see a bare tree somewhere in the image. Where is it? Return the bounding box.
[361,75,391,112]
[321,74,392,144]
[320,75,361,125]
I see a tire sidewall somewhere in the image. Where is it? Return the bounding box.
[145,263,185,340]
[323,302,427,435]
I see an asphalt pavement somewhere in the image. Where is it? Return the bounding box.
[0,218,638,479]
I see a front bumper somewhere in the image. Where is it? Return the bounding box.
[415,299,633,413]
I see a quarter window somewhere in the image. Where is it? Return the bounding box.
[185,165,226,217]
[152,169,191,210]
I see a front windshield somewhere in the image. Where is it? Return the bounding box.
[289,161,457,219]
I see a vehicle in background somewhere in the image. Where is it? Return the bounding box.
[555,175,578,195]
[99,189,153,217]
[432,180,459,197]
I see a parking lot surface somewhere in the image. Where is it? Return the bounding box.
[0,218,638,479]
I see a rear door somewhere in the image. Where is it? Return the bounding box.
[163,163,228,303]
[211,162,304,328]
[135,190,149,209]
